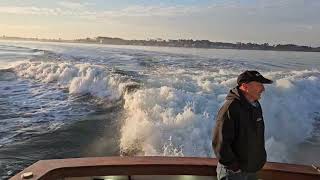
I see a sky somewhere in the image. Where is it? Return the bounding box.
[0,0,319,46]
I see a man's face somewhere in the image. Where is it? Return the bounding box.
[243,81,265,101]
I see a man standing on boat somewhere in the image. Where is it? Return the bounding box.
[212,70,273,180]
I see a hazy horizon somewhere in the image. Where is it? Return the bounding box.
[2,34,320,48]
[0,0,319,46]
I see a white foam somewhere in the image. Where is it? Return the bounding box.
[120,68,320,163]
[263,70,320,145]
[265,137,289,163]
[276,78,294,89]
[11,60,134,100]
[251,70,320,162]
[120,86,218,156]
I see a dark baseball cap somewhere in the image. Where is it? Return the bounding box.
[237,70,273,85]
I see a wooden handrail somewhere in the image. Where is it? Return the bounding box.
[10,156,320,180]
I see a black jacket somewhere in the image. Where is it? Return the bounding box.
[212,87,266,172]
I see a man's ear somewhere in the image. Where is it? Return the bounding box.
[240,83,248,92]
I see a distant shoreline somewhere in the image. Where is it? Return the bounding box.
[1,36,320,52]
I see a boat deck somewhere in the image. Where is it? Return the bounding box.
[10,156,320,180]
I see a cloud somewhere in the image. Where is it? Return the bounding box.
[1,0,319,19]
[66,5,202,20]
[0,6,63,16]
[0,4,199,20]
[0,0,319,45]
[57,1,93,10]
[119,5,200,17]
[1,2,318,30]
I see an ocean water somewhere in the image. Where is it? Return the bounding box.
[0,40,320,179]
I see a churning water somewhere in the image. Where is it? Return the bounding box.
[0,40,319,179]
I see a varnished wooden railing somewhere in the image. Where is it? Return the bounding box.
[10,156,320,180]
